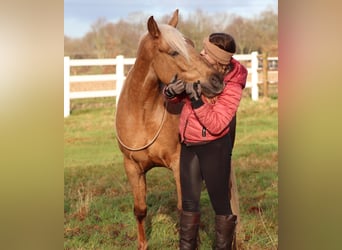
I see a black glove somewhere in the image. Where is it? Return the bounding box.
[164,75,185,98]
[185,81,202,101]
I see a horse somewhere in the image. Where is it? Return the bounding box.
[115,9,240,249]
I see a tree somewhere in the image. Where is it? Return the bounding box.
[178,9,216,51]
[253,9,278,55]
[90,18,109,58]
[225,16,256,54]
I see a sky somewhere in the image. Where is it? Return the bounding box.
[64,0,278,38]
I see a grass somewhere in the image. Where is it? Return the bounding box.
[64,90,278,249]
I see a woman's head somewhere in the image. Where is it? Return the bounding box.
[201,33,236,73]
[208,33,236,54]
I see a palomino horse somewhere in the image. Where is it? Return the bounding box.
[115,9,239,249]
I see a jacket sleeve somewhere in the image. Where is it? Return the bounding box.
[193,60,247,135]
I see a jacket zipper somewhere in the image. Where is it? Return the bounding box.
[202,127,206,137]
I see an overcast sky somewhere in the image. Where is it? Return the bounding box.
[64,0,278,38]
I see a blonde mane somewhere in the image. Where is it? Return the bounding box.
[159,24,190,62]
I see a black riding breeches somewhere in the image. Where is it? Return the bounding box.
[180,133,233,215]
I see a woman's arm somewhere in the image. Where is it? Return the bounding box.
[193,60,247,135]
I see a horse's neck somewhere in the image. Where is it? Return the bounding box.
[122,63,163,112]
[115,60,170,149]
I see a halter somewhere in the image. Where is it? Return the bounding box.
[115,102,168,151]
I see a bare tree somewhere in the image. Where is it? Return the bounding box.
[225,16,256,54]
[89,18,109,58]
[253,9,278,55]
[178,9,216,51]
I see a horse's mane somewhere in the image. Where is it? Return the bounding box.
[159,24,189,62]
[139,23,190,62]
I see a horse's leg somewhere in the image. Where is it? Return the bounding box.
[230,164,240,227]
[124,157,148,250]
[230,163,241,250]
[170,159,182,211]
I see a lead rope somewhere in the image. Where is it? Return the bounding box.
[115,102,168,151]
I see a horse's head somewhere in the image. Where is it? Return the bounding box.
[140,9,224,98]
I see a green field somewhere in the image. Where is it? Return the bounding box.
[64,92,278,249]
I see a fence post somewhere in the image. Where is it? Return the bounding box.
[64,56,70,117]
[115,55,124,105]
[250,51,259,101]
[262,52,269,98]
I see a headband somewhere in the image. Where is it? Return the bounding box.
[203,37,233,65]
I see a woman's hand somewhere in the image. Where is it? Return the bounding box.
[185,81,202,101]
[164,75,185,98]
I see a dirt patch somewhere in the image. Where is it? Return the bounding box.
[70,81,116,92]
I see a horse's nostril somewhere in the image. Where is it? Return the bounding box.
[210,74,223,87]
[200,73,224,98]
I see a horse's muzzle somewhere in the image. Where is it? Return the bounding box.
[201,73,224,98]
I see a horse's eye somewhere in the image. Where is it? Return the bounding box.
[169,51,179,57]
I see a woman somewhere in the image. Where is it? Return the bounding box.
[164,33,247,250]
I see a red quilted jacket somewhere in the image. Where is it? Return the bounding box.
[167,58,247,144]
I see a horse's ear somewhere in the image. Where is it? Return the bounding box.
[168,9,179,27]
[147,16,160,39]
[185,37,195,48]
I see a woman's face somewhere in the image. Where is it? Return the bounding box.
[201,48,227,74]
[200,49,216,66]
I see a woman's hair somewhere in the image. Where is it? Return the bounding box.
[208,33,236,74]
[209,33,236,53]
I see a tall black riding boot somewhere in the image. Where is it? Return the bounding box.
[179,211,200,250]
[214,214,237,250]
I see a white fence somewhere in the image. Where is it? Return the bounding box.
[64,52,260,117]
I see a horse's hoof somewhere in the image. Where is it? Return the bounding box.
[138,242,148,250]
